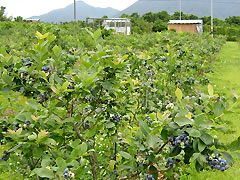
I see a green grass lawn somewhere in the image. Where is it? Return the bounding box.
[185,42,240,180]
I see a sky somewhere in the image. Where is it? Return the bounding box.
[0,0,138,18]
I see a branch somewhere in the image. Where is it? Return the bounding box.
[155,140,170,155]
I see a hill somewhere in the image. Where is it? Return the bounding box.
[116,0,240,19]
[30,1,120,23]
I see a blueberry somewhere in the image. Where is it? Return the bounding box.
[216,165,220,170]
[169,163,173,168]
[210,164,215,169]
[168,158,173,163]
[159,57,167,62]
[0,151,10,161]
[186,124,192,128]
[19,87,25,93]
[84,123,90,129]
[41,66,50,73]
[220,162,225,167]
[206,155,210,161]
[176,140,181,145]
[175,158,180,162]
[184,140,190,147]
[104,98,109,104]
[220,167,225,172]
[64,172,69,179]
[147,117,152,120]
[212,159,219,166]
[169,136,175,142]
[64,169,69,174]
[146,174,155,180]
[215,154,220,159]
[24,120,30,127]
[225,165,229,170]
[3,65,8,69]
[147,71,152,77]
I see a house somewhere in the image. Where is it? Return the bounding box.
[87,18,131,35]
[168,20,203,34]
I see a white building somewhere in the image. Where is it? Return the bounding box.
[87,18,131,35]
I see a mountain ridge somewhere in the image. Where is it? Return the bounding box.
[116,0,240,19]
[30,1,120,23]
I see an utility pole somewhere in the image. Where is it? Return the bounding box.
[74,0,76,23]
[180,0,182,20]
[211,0,213,37]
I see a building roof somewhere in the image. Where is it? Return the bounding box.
[168,20,203,24]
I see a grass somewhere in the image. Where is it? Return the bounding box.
[185,42,240,180]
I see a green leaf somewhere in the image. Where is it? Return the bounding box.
[119,151,132,160]
[198,140,206,152]
[102,81,113,90]
[56,157,67,172]
[146,135,158,149]
[139,119,150,136]
[2,73,12,85]
[221,152,234,165]
[175,88,183,101]
[35,167,54,178]
[93,29,102,41]
[208,84,214,96]
[109,160,116,170]
[106,122,115,129]
[170,146,182,157]
[190,153,200,162]
[200,133,213,146]
[79,142,88,154]
[52,45,61,56]
[228,136,240,151]
[186,129,201,137]
[174,116,193,127]
[213,102,225,116]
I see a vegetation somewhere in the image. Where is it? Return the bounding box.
[0,6,240,180]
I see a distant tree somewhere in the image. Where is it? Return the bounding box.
[120,14,129,18]
[130,12,140,19]
[225,16,240,25]
[156,11,170,22]
[188,14,199,20]
[14,16,23,22]
[0,6,7,21]
[152,19,168,32]
[142,12,156,22]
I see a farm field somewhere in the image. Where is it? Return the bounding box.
[0,22,240,180]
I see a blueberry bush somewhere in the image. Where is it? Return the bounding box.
[0,28,239,179]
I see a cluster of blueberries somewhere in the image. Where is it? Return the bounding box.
[146,174,155,180]
[112,114,121,122]
[69,48,77,55]
[63,169,74,179]
[39,92,49,102]
[64,169,70,179]
[0,151,10,161]
[67,80,76,90]
[41,66,50,73]
[165,158,180,168]
[206,154,229,172]
[13,120,30,130]
[169,133,190,148]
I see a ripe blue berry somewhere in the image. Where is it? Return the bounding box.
[220,167,225,172]
[169,163,173,168]
[64,172,69,179]
[64,169,69,174]
[168,158,173,163]
[0,151,10,161]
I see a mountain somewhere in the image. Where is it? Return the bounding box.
[30,1,120,23]
[116,0,240,19]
